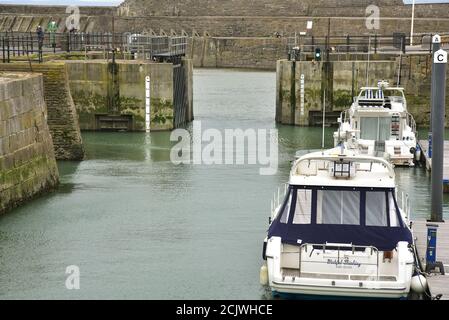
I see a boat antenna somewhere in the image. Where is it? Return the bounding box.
[365,35,371,87]
[322,90,326,149]
[396,36,405,87]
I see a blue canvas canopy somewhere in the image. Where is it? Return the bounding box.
[268,186,413,251]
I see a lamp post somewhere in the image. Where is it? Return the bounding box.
[410,0,416,46]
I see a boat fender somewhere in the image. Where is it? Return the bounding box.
[409,147,416,155]
[414,145,421,161]
[411,274,428,294]
[260,264,268,286]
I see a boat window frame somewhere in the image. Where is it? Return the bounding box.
[277,186,293,224]
[278,185,404,228]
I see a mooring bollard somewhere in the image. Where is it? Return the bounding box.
[425,224,445,275]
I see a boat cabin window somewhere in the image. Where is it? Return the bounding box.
[366,191,400,227]
[388,193,399,227]
[316,190,360,225]
[292,189,312,224]
[278,187,402,227]
[366,191,388,226]
[383,89,405,102]
[362,89,384,100]
[280,192,292,224]
[279,189,312,224]
[360,117,391,141]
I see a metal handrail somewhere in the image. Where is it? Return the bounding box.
[285,33,447,58]
[406,112,417,136]
[1,32,187,63]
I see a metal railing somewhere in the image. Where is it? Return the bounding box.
[406,112,417,138]
[170,36,188,56]
[271,183,289,220]
[1,32,45,62]
[1,32,187,63]
[399,191,411,222]
[287,33,449,61]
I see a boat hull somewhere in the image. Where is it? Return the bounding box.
[270,282,409,300]
[272,290,406,300]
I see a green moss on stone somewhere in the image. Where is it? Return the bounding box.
[333,90,353,110]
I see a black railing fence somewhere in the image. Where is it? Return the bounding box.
[0,32,188,63]
[286,33,449,61]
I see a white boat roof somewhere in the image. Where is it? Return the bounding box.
[360,86,405,91]
[353,101,406,113]
[353,86,407,113]
[290,148,396,189]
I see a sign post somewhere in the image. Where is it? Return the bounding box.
[429,35,442,158]
[430,47,447,222]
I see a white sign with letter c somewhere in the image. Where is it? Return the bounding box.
[434,49,448,64]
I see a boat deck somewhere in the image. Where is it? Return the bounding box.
[413,220,449,300]
[418,140,449,193]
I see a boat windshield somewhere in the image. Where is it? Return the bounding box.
[358,89,404,101]
[383,89,405,101]
[269,186,412,250]
[359,89,384,100]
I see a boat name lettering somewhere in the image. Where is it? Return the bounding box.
[327,258,361,268]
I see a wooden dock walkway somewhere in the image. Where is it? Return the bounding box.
[418,140,449,192]
[413,220,449,299]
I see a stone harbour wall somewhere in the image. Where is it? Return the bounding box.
[0,72,59,214]
[66,59,193,132]
[188,37,286,70]
[116,0,449,37]
[0,4,114,33]
[398,54,449,127]
[119,0,448,18]
[2,2,449,37]
[0,63,85,160]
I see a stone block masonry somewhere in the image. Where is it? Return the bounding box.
[0,72,59,214]
[0,4,115,33]
[0,63,85,160]
[398,54,449,127]
[188,37,286,70]
[2,2,449,71]
[116,0,449,38]
[66,59,193,132]
[3,2,449,37]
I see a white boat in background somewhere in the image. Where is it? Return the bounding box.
[261,148,419,299]
[334,81,418,167]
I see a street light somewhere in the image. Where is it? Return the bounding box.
[410,0,416,46]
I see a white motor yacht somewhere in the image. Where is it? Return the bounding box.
[261,148,418,299]
[334,81,418,167]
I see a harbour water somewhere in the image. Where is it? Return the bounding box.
[0,69,448,299]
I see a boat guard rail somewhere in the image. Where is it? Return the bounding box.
[271,183,288,220]
[292,153,395,178]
